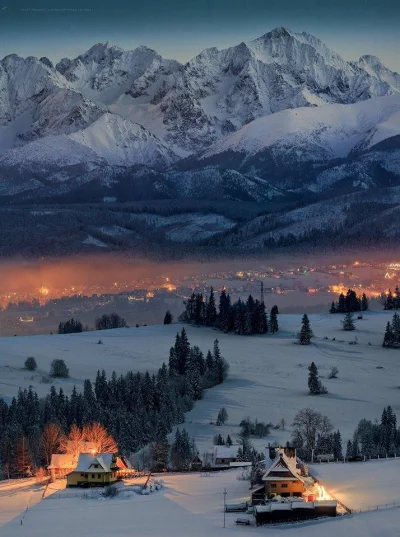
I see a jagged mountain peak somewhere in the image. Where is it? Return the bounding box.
[79,41,124,61]
[354,54,400,92]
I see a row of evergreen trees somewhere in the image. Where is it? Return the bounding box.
[382,313,400,348]
[58,313,127,334]
[383,288,400,310]
[179,287,279,335]
[58,318,83,334]
[347,406,399,459]
[0,331,229,478]
[330,289,368,314]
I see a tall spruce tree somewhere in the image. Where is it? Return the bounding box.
[298,314,313,345]
[269,310,279,334]
[383,322,394,347]
[342,311,355,331]
[361,294,369,311]
[206,287,217,326]
[163,310,173,325]
[308,362,321,395]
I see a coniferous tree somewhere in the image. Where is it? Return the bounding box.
[329,301,337,314]
[206,287,217,326]
[392,313,400,345]
[269,310,279,334]
[308,362,320,395]
[216,407,228,426]
[346,440,353,459]
[361,294,369,311]
[163,310,173,325]
[271,305,279,316]
[298,314,313,345]
[383,322,394,347]
[342,311,355,331]
[337,293,346,313]
[234,299,246,335]
[256,300,268,334]
[332,430,343,459]
[218,289,231,333]
[385,290,394,310]
[226,434,233,447]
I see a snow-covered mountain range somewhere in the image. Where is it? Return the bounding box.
[0,27,400,204]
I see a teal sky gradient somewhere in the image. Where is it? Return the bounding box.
[0,0,399,70]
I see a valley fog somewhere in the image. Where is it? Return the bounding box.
[0,250,396,336]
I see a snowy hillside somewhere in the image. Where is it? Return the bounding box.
[199,94,400,163]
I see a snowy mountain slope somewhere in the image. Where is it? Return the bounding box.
[57,42,181,105]
[0,114,179,198]
[188,94,400,191]
[199,94,400,161]
[0,28,400,211]
[0,54,70,125]
[107,27,397,152]
[351,55,400,93]
[69,113,178,167]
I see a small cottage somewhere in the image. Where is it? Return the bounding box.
[66,453,119,487]
[189,453,203,471]
[212,446,238,466]
[262,449,305,498]
[48,454,77,479]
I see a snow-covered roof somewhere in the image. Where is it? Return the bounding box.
[262,452,304,483]
[229,461,252,467]
[74,453,115,473]
[48,454,76,469]
[314,500,337,507]
[213,446,238,459]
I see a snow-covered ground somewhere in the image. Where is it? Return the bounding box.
[2,311,400,534]
[311,459,400,511]
[0,310,399,452]
[2,468,400,536]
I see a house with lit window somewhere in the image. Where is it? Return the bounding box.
[262,448,305,498]
[66,453,119,487]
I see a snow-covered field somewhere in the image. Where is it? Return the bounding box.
[0,310,399,450]
[2,469,400,536]
[2,310,400,534]
[311,459,400,511]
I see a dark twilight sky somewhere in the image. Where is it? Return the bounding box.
[0,0,399,70]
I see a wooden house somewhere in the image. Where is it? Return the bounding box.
[189,453,203,471]
[212,446,238,466]
[48,454,77,479]
[262,450,305,498]
[66,453,119,487]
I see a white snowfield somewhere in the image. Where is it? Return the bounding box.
[2,312,400,534]
[201,94,400,160]
[311,459,400,511]
[1,469,400,536]
[0,311,399,449]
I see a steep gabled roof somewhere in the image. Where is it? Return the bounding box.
[74,453,115,473]
[262,454,304,483]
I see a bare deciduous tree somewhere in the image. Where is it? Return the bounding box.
[292,408,333,460]
[82,423,118,453]
[40,423,64,466]
[59,424,84,458]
